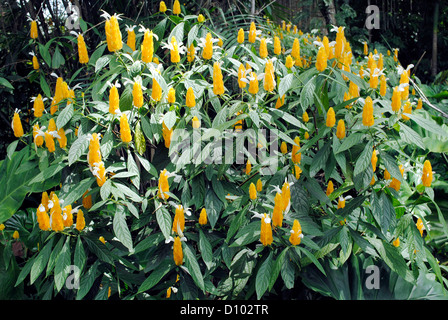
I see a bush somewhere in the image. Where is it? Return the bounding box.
[1,2,447,300]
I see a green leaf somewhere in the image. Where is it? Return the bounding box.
[54,237,71,292]
[296,246,326,276]
[56,104,74,129]
[269,248,288,291]
[369,238,413,282]
[354,141,373,177]
[51,46,65,69]
[40,75,51,97]
[113,205,133,251]
[380,150,402,182]
[156,204,172,240]
[229,221,260,247]
[0,77,14,90]
[187,24,199,47]
[199,229,213,270]
[68,135,89,166]
[100,179,112,201]
[204,187,222,229]
[74,236,86,274]
[30,238,54,284]
[399,122,425,150]
[406,113,448,138]
[95,55,111,73]
[335,132,364,154]
[256,251,273,299]
[139,258,173,293]
[309,141,331,177]
[183,243,205,292]
[371,191,396,234]
[60,177,94,207]
[76,261,99,300]
[278,73,294,97]
[300,75,316,110]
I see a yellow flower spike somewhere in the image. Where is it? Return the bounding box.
[187,43,195,62]
[172,205,185,234]
[199,208,207,225]
[325,107,336,128]
[289,219,302,246]
[377,53,384,70]
[99,236,106,244]
[302,111,309,123]
[402,100,412,121]
[304,132,309,140]
[50,98,58,115]
[393,48,399,62]
[422,160,433,187]
[120,113,132,143]
[12,111,24,138]
[275,95,285,109]
[391,86,402,112]
[260,214,273,246]
[62,205,73,228]
[249,182,257,200]
[36,204,50,231]
[293,165,302,180]
[44,132,56,153]
[47,118,56,132]
[159,1,167,12]
[50,194,64,232]
[141,30,154,63]
[33,124,44,147]
[392,237,400,247]
[162,121,173,148]
[326,180,334,196]
[256,179,263,192]
[32,55,39,70]
[248,22,256,43]
[272,192,284,228]
[389,165,404,191]
[337,197,346,209]
[104,14,123,52]
[0,224,4,231]
[151,77,162,102]
[379,75,387,97]
[273,36,281,55]
[259,38,268,58]
[349,81,359,99]
[237,63,246,89]
[416,98,423,110]
[263,59,275,92]
[281,181,291,212]
[76,209,85,231]
[173,236,183,266]
[126,27,136,51]
[237,28,245,44]
[13,230,19,240]
[213,61,225,96]
[170,36,181,63]
[173,0,181,15]
[88,133,101,168]
[384,168,391,181]
[109,85,120,114]
[192,116,200,129]
[369,71,379,89]
[77,34,89,64]
[197,14,205,23]
[291,136,301,164]
[202,32,213,60]
[245,159,252,175]
[158,169,170,200]
[362,96,374,127]
[217,38,223,47]
[57,128,67,149]
[167,87,176,104]
[33,94,45,118]
[291,38,302,67]
[416,218,424,237]
[363,41,368,55]
[285,55,294,69]
[315,46,327,72]
[336,119,346,140]
[280,141,287,154]
[30,20,38,39]
[132,81,143,108]
[371,149,378,172]
[248,72,259,95]
[186,87,196,108]
[401,85,409,101]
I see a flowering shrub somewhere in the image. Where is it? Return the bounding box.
[1,3,448,300]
